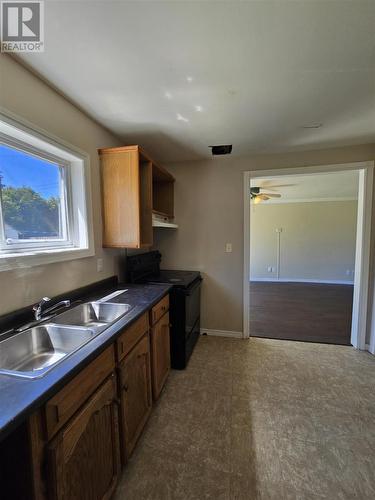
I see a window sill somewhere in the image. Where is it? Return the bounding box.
[0,246,95,272]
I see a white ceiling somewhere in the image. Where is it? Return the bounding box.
[251,170,359,203]
[18,1,375,162]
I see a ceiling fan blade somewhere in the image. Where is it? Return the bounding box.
[258,194,270,200]
[261,193,281,198]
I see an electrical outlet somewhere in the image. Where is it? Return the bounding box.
[225,243,232,253]
[267,266,273,272]
[97,258,103,272]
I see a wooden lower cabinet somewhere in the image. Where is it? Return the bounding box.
[47,375,121,500]
[118,332,152,461]
[25,294,171,500]
[150,311,171,400]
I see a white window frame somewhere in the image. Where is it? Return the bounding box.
[0,135,73,251]
[0,108,95,271]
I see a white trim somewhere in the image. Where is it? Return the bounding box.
[250,163,367,178]
[260,196,357,205]
[250,278,354,285]
[0,247,94,272]
[243,171,251,339]
[0,108,95,270]
[350,168,373,349]
[200,328,243,339]
[370,289,375,355]
[276,229,281,279]
[244,161,374,349]
[0,134,73,251]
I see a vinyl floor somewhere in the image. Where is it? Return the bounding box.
[114,335,375,499]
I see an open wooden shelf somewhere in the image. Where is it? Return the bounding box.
[99,145,176,248]
[152,164,174,218]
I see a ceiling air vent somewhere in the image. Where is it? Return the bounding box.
[210,145,232,155]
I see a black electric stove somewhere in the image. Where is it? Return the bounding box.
[126,251,202,369]
[146,270,200,288]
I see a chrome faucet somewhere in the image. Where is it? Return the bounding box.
[33,297,71,321]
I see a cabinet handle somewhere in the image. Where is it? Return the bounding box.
[54,405,60,423]
[124,384,129,392]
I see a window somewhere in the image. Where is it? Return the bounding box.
[0,141,72,250]
[0,112,94,270]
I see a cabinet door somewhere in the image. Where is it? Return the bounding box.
[47,375,120,500]
[151,312,171,400]
[118,333,152,460]
[100,149,141,248]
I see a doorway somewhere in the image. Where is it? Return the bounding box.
[243,162,374,350]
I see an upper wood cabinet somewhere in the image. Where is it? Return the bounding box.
[99,145,175,248]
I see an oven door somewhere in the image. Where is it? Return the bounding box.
[184,278,202,338]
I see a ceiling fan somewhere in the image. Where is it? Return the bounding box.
[250,186,282,204]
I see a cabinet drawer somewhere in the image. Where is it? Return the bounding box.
[44,345,115,440]
[150,295,169,325]
[116,313,149,361]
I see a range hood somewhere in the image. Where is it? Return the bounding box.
[152,212,178,229]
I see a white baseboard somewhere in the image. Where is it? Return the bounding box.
[250,278,354,285]
[200,328,243,339]
[364,344,374,354]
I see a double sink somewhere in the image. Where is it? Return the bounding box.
[0,294,132,379]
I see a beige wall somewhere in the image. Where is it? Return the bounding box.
[154,144,375,341]
[0,55,122,315]
[250,201,358,282]
[2,54,374,344]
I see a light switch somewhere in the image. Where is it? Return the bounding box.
[97,258,103,272]
[225,243,232,253]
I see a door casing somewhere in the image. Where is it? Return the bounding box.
[243,161,374,351]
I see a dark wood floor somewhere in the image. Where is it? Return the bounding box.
[250,282,354,345]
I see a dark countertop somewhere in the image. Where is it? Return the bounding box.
[0,283,171,441]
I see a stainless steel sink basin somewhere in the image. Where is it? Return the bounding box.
[52,302,132,328]
[0,325,96,379]
[0,294,133,379]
